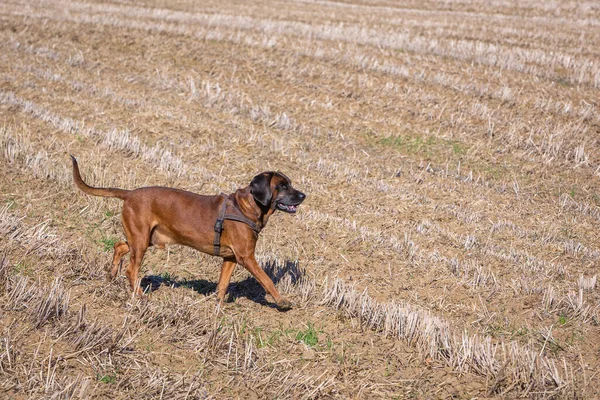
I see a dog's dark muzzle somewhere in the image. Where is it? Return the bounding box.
[276,191,306,213]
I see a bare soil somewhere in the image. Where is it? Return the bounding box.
[1,0,599,398]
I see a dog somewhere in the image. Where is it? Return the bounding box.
[70,155,306,309]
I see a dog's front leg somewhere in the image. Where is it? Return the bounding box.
[216,259,236,305]
[238,255,292,310]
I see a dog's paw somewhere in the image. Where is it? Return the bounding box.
[214,298,225,313]
[276,298,293,310]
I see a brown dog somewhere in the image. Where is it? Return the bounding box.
[70,156,306,309]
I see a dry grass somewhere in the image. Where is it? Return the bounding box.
[1,0,599,397]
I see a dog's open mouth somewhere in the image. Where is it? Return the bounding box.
[277,203,299,213]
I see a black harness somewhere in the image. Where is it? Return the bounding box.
[213,193,261,256]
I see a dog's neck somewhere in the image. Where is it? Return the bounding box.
[233,187,275,230]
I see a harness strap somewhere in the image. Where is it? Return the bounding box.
[213,194,260,256]
[213,198,228,256]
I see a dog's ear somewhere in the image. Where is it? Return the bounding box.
[250,172,273,207]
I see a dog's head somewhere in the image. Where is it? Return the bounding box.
[250,172,305,213]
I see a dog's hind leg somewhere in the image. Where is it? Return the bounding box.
[125,242,148,296]
[119,210,151,296]
[108,241,129,281]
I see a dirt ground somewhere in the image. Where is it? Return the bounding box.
[0,0,599,398]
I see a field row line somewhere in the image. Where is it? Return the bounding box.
[4,20,597,146]
[289,0,600,27]
[0,89,209,179]
[11,0,598,87]
[301,208,600,326]
[303,266,570,396]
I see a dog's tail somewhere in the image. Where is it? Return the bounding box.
[70,155,130,200]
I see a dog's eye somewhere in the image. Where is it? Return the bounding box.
[279,183,288,190]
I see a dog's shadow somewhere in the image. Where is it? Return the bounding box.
[141,259,304,309]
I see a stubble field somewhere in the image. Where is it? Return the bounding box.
[1,0,600,398]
